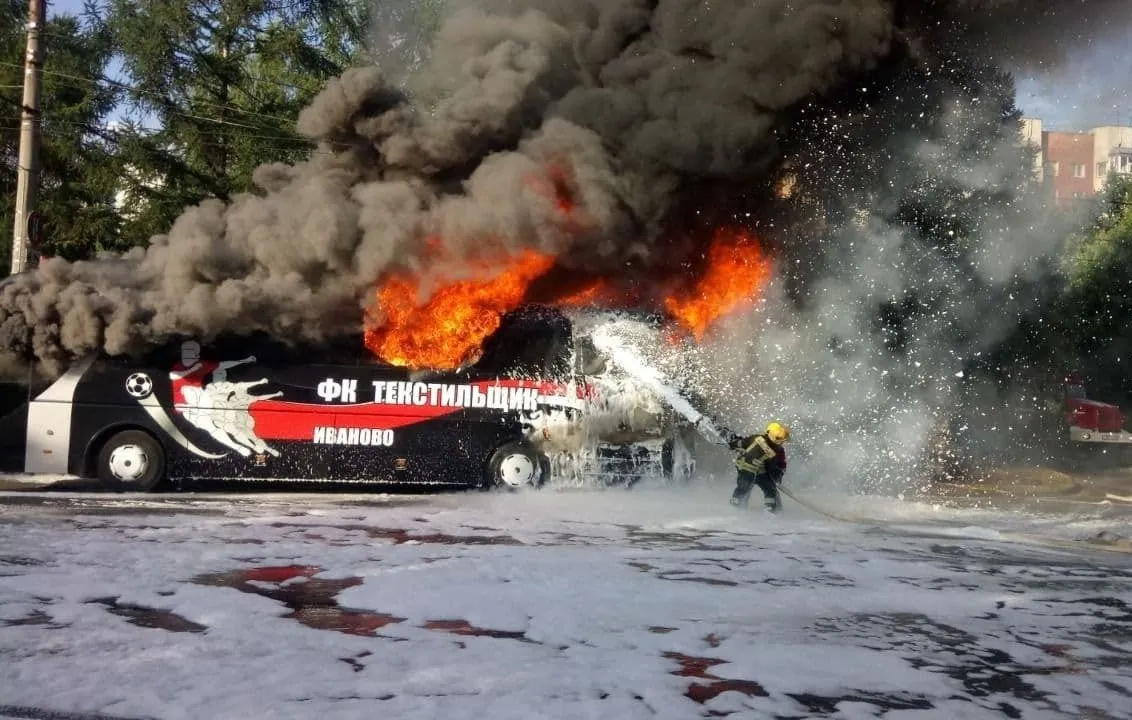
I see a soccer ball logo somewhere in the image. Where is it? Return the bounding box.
[125,372,154,399]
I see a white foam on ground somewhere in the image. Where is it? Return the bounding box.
[0,484,1129,720]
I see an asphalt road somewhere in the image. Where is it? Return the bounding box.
[1,485,1131,719]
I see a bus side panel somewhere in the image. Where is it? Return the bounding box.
[26,356,97,475]
[324,410,458,483]
[155,434,469,485]
[59,344,537,486]
[158,408,518,485]
[322,408,523,485]
[66,356,181,477]
[67,404,182,478]
[320,367,534,485]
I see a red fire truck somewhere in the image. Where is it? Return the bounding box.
[1062,373,1132,445]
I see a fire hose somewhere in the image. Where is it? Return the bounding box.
[590,321,1131,553]
[588,323,889,526]
[690,416,865,524]
[697,417,1132,552]
[683,395,1131,551]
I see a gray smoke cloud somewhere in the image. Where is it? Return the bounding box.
[1,0,1126,387]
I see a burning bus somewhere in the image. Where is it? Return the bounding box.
[0,305,700,492]
[0,215,768,493]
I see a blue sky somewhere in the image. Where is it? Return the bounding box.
[47,0,1132,131]
[1013,29,1132,130]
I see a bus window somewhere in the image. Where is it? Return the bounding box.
[514,330,570,378]
[477,327,571,378]
[192,333,364,369]
[27,358,60,399]
[475,306,572,379]
[0,370,30,417]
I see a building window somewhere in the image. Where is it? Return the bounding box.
[1051,162,1060,176]
[1072,163,1086,178]
[1098,161,1108,177]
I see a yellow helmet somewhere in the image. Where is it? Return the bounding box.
[766,421,790,443]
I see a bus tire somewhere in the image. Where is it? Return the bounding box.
[485,441,546,490]
[96,429,166,493]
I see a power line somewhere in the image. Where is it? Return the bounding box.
[0,114,336,157]
[35,28,339,96]
[35,23,352,94]
[0,59,302,127]
[0,67,370,154]
[0,97,304,147]
[0,113,307,143]
[0,58,368,151]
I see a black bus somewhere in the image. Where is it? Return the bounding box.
[0,306,589,492]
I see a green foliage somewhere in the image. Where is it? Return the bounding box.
[101,0,370,247]
[1,2,121,272]
[1,0,448,269]
[1059,176,1132,400]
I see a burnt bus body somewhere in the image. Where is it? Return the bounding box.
[0,306,578,491]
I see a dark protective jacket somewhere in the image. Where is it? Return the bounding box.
[730,432,787,479]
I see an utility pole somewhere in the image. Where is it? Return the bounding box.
[10,0,46,276]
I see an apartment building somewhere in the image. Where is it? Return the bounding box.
[1091,125,1132,193]
[1043,130,1095,207]
[1022,118,1132,208]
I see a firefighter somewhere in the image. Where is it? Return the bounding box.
[728,422,790,512]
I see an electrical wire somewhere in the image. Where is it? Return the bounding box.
[0,57,375,155]
[0,61,368,154]
[0,59,304,127]
[0,113,339,159]
[0,112,303,143]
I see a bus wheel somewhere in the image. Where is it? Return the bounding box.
[96,430,166,493]
[485,442,546,490]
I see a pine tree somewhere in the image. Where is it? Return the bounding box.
[101,0,370,247]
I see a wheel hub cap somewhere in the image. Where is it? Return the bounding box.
[498,453,536,487]
[108,444,149,482]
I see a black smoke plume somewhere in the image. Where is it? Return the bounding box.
[1,0,1125,378]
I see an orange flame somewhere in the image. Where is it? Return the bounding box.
[362,163,585,370]
[364,250,555,369]
[663,228,773,341]
[363,221,773,368]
